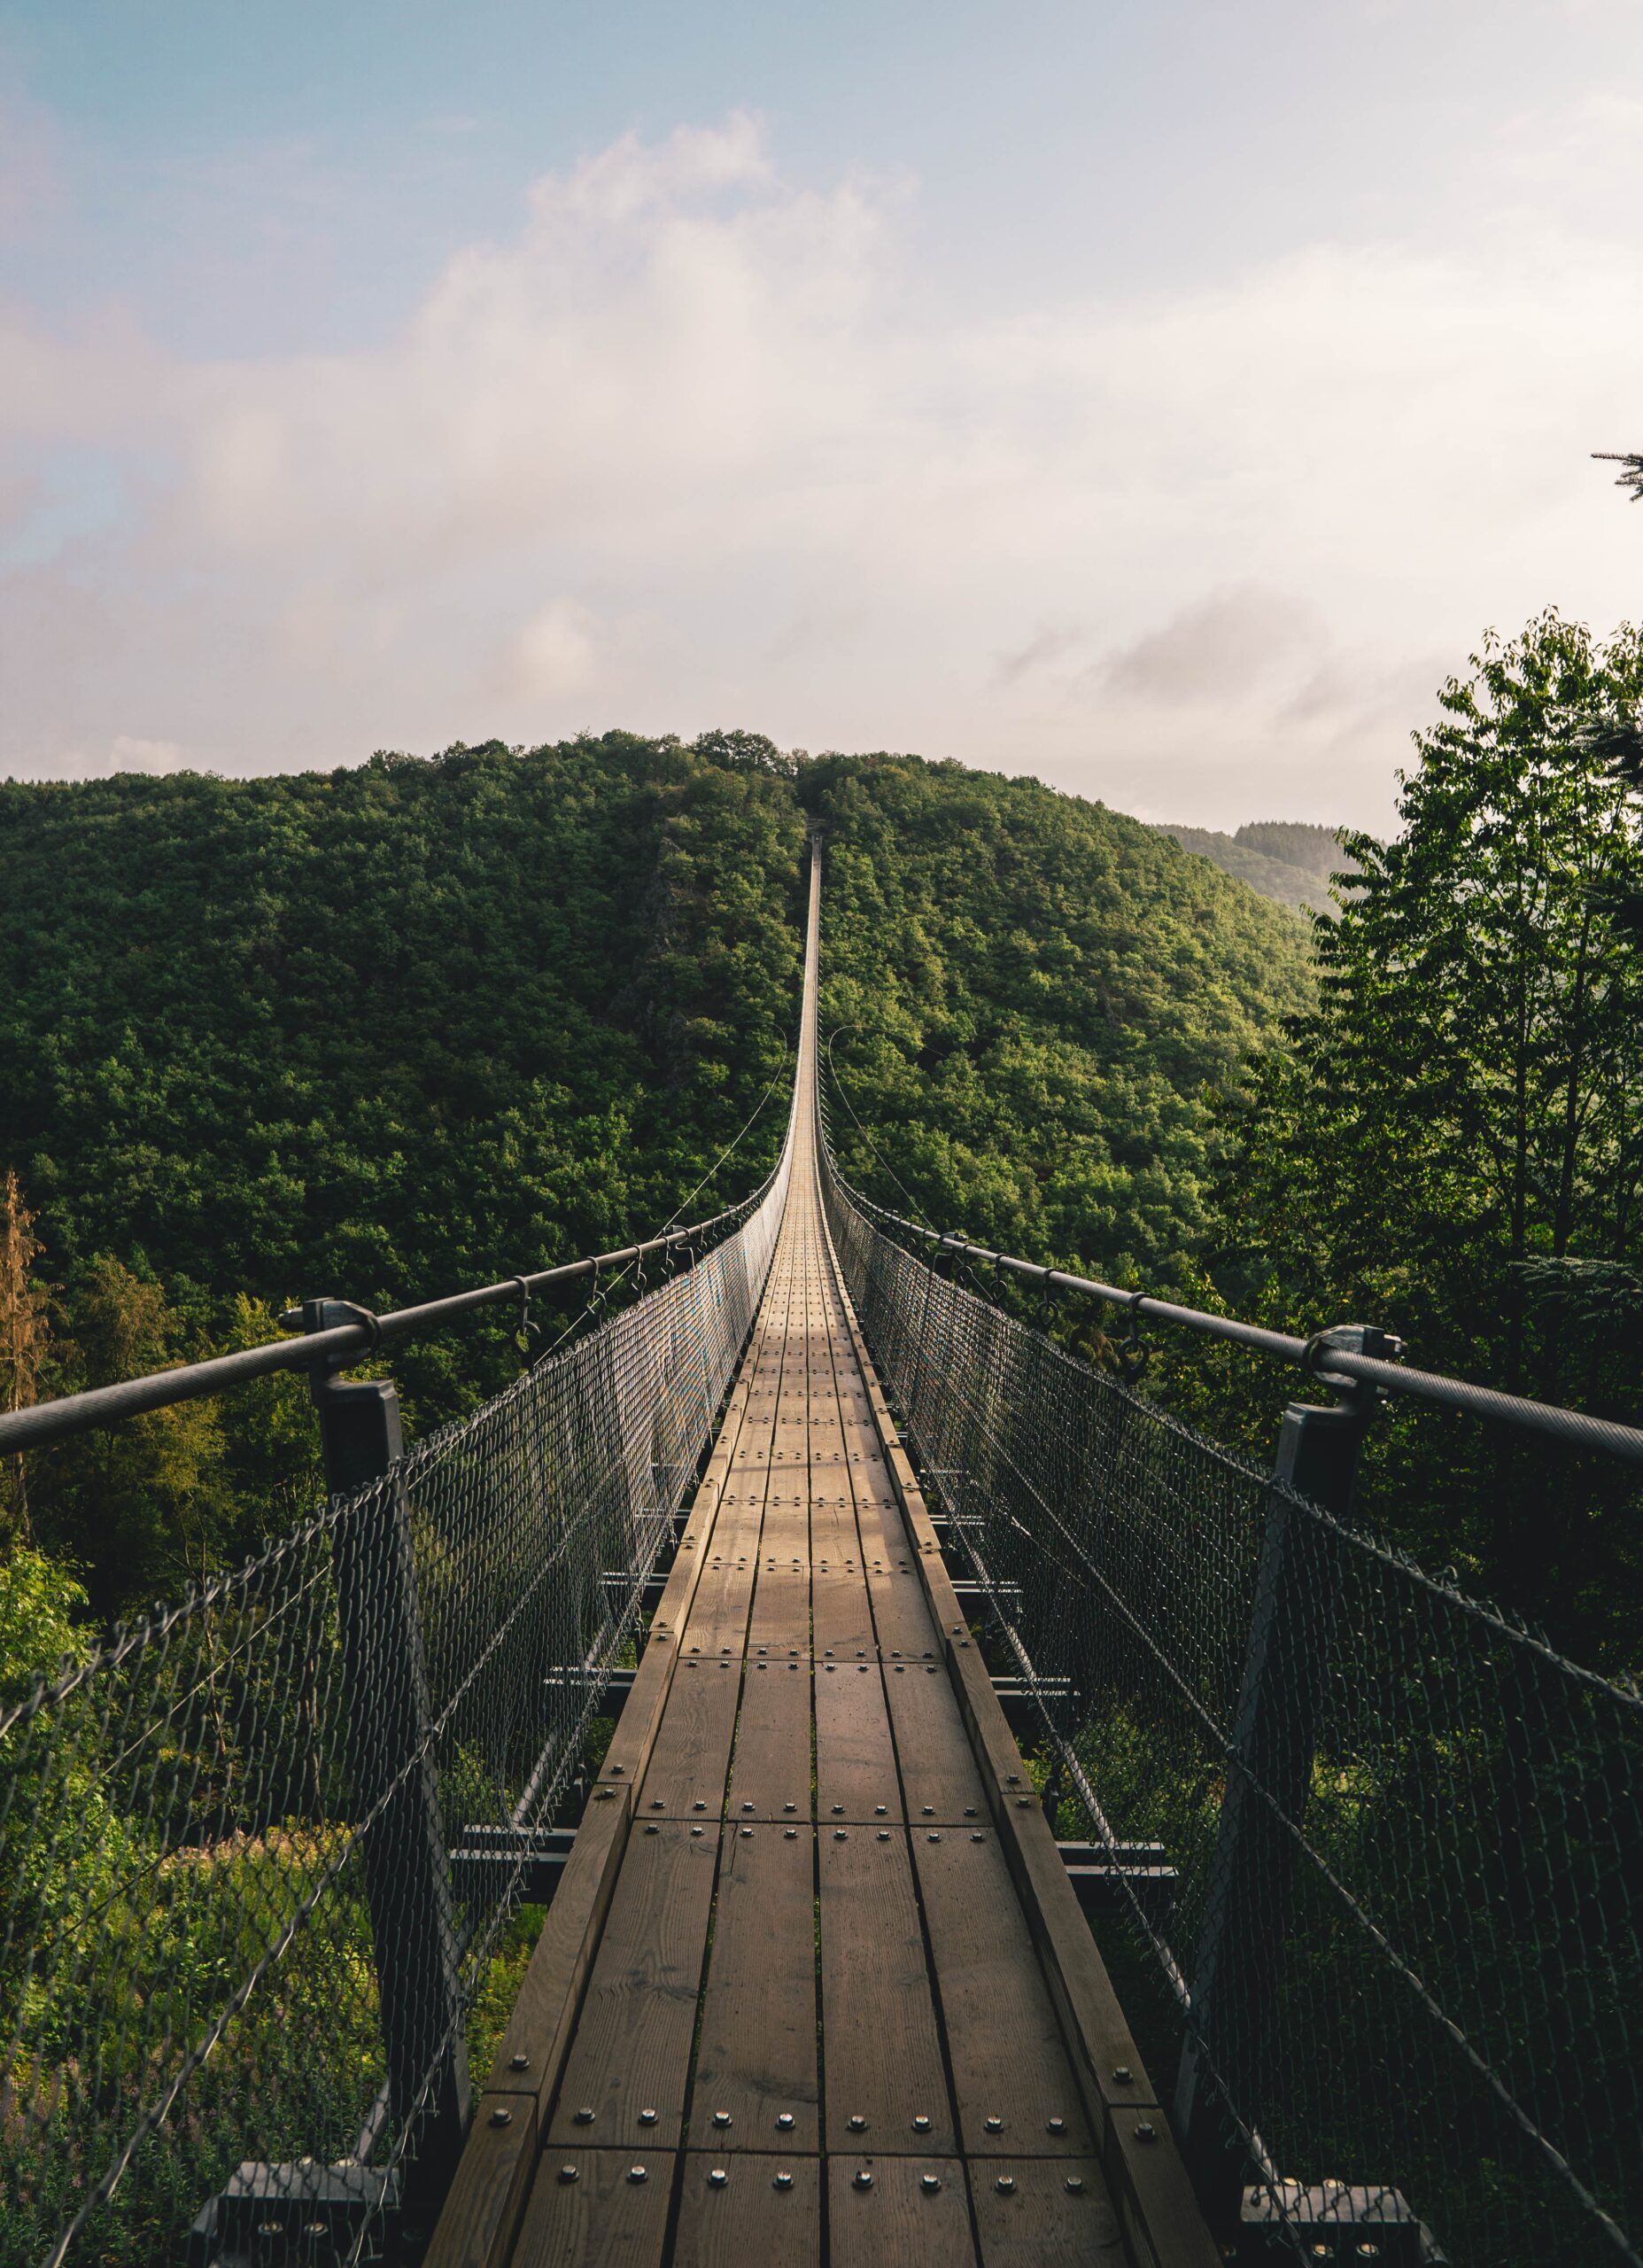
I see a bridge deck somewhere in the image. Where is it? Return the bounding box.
[427,855,1213,2268]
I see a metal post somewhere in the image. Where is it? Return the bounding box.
[1174,1324,1397,2229]
[305,1301,471,2218]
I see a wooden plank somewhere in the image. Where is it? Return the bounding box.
[546,1821,720,2150]
[882,1654,990,1821]
[911,1814,1091,2154]
[690,1822,819,2149]
[745,1562,810,1654]
[810,1588,878,1655]
[970,2157,1125,2264]
[726,1658,812,1822]
[674,2155,821,2268]
[818,1826,955,2155]
[635,1657,741,1818]
[826,2155,978,2268]
[510,2148,674,2268]
[420,2093,537,2268]
[867,1565,943,1656]
[813,1659,900,1823]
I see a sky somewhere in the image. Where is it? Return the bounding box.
[2,2,1642,829]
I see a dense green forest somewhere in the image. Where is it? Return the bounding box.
[0,734,1309,1624]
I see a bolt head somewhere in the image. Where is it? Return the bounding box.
[707,2166,728,2186]
[1112,2065,1133,2084]
[1135,2121,1158,2143]
[877,1829,890,1840]
[508,2053,530,2071]
[558,2164,578,2184]
[489,2107,513,2127]
[911,2114,931,2132]
[853,2170,873,2191]
[996,2176,1016,2195]
[1065,2176,1085,2194]
[713,2111,732,2128]
[921,2174,942,2194]
[573,2107,593,2124]
[644,1822,659,1836]
[628,2164,648,2184]
[774,2172,794,2191]
[639,2108,657,2125]
[848,2114,866,2132]
[984,2117,1004,2132]
[835,1829,848,1840]
[777,2113,795,2131]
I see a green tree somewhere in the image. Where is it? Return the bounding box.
[1213,611,1643,1664]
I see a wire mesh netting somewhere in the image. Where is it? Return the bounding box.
[0,1157,788,2268]
[821,1147,1643,2268]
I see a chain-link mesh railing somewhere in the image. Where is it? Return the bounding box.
[821,1144,1643,2268]
[0,1146,789,2268]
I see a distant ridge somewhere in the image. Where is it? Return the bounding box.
[1153,819,1360,916]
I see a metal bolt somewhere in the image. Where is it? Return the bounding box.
[1065,2176,1085,2194]
[1047,2116,1066,2133]
[774,2172,794,2191]
[558,2164,578,2184]
[1135,2121,1158,2143]
[645,1822,659,1836]
[853,2170,873,2191]
[777,2113,795,2131]
[835,1829,848,1840]
[694,1800,707,1812]
[971,1832,985,1843]
[509,2054,530,2071]
[996,2176,1016,2195]
[911,2115,931,2132]
[921,1806,934,1816]
[1017,1797,1031,1807]
[985,2117,1004,2132]
[1112,2066,1133,2084]
[573,2107,594,2124]
[965,1806,976,1817]
[875,1804,887,1814]
[785,1826,798,1838]
[848,2114,866,2132]
[784,1801,796,1813]
[740,1827,753,1838]
[1006,1773,1019,1784]
[877,1829,890,1841]
[650,1798,663,1809]
[627,2164,647,2184]
[742,1801,755,1812]
[611,1762,624,1774]
[832,1804,844,1814]
[639,2108,657,2125]
[921,2174,942,2194]
[927,1831,942,1843]
[489,2107,513,2127]
[691,1825,704,1837]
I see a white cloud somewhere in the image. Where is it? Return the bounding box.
[4,112,1643,827]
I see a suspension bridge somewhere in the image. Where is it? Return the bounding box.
[1,841,1639,2268]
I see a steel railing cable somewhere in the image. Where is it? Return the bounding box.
[814,1091,1643,2268]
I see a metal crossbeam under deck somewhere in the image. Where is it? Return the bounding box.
[426,854,1215,2268]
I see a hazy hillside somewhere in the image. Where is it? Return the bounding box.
[1155,819,1359,914]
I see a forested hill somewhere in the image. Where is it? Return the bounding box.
[1153,819,1359,914]
[0,732,1309,1605]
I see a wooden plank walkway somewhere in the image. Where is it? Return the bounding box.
[427,848,1217,2268]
